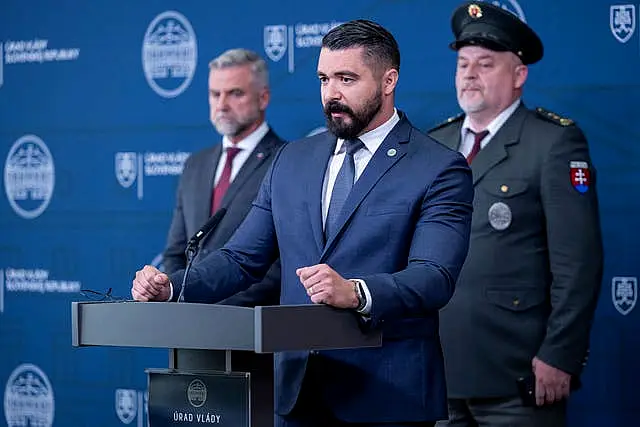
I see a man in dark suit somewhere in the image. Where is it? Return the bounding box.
[134,19,474,427]
[428,3,604,426]
[163,48,285,307]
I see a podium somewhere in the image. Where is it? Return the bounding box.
[71,301,381,426]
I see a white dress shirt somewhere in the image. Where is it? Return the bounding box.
[322,109,400,225]
[214,121,270,185]
[459,99,521,157]
[321,108,401,314]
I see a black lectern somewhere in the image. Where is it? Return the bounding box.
[72,302,382,426]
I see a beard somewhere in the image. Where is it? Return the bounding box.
[212,108,261,138]
[323,88,382,140]
[457,89,487,114]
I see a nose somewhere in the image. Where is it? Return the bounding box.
[214,93,229,112]
[461,64,478,80]
[323,80,342,103]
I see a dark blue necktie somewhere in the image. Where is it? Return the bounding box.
[325,138,365,240]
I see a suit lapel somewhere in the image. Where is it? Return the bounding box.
[321,116,411,259]
[436,122,462,152]
[471,104,526,185]
[307,135,337,255]
[219,130,278,210]
[195,144,221,230]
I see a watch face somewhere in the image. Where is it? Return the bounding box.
[351,280,364,308]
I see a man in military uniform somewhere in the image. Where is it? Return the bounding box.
[429,3,603,426]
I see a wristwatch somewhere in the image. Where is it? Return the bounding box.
[351,279,367,312]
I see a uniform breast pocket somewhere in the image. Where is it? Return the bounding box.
[485,287,546,312]
[478,180,531,231]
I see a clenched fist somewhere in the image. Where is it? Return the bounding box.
[296,263,359,309]
[131,265,172,302]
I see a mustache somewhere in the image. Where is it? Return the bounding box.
[324,101,354,116]
[462,84,482,91]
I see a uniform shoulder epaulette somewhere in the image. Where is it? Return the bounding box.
[428,112,464,133]
[535,107,574,127]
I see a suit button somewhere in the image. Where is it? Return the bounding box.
[513,298,520,307]
[310,350,318,356]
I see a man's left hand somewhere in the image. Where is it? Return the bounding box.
[532,357,572,406]
[296,264,358,309]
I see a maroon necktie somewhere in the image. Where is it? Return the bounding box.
[211,146,242,214]
[466,129,489,164]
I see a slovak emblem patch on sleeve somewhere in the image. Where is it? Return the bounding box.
[570,161,590,193]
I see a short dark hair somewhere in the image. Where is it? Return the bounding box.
[322,19,400,74]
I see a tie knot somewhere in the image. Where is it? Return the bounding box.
[470,129,489,142]
[226,146,242,160]
[343,138,364,156]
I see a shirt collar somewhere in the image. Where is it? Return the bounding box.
[334,108,400,155]
[461,98,521,138]
[221,121,269,152]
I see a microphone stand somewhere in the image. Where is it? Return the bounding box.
[174,208,226,303]
[176,242,199,303]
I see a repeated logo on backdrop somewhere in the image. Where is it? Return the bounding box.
[0,38,80,89]
[4,135,55,219]
[142,11,197,98]
[1,268,81,295]
[0,268,82,315]
[4,364,55,427]
[263,21,343,73]
[612,276,637,315]
[610,4,636,43]
[115,388,148,426]
[115,151,190,199]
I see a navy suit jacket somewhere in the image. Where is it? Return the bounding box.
[170,113,474,423]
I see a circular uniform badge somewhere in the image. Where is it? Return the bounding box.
[488,202,512,231]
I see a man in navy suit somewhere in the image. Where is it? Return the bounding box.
[133,20,474,427]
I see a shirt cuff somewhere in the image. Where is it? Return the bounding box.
[168,281,174,302]
[351,278,372,315]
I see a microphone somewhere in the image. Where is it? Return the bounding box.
[177,208,227,303]
[186,208,228,250]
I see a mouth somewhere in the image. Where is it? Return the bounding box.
[324,100,354,119]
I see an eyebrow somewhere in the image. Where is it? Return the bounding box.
[209,87,244,93]
[458,54,495,61]
[317,70,360,78]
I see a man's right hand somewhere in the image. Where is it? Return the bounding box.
[131,265,171,302]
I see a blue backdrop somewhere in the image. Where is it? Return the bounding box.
[1,1,638,426]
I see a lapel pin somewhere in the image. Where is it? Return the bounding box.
[387,148,397,157]
[256,152,264,159]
